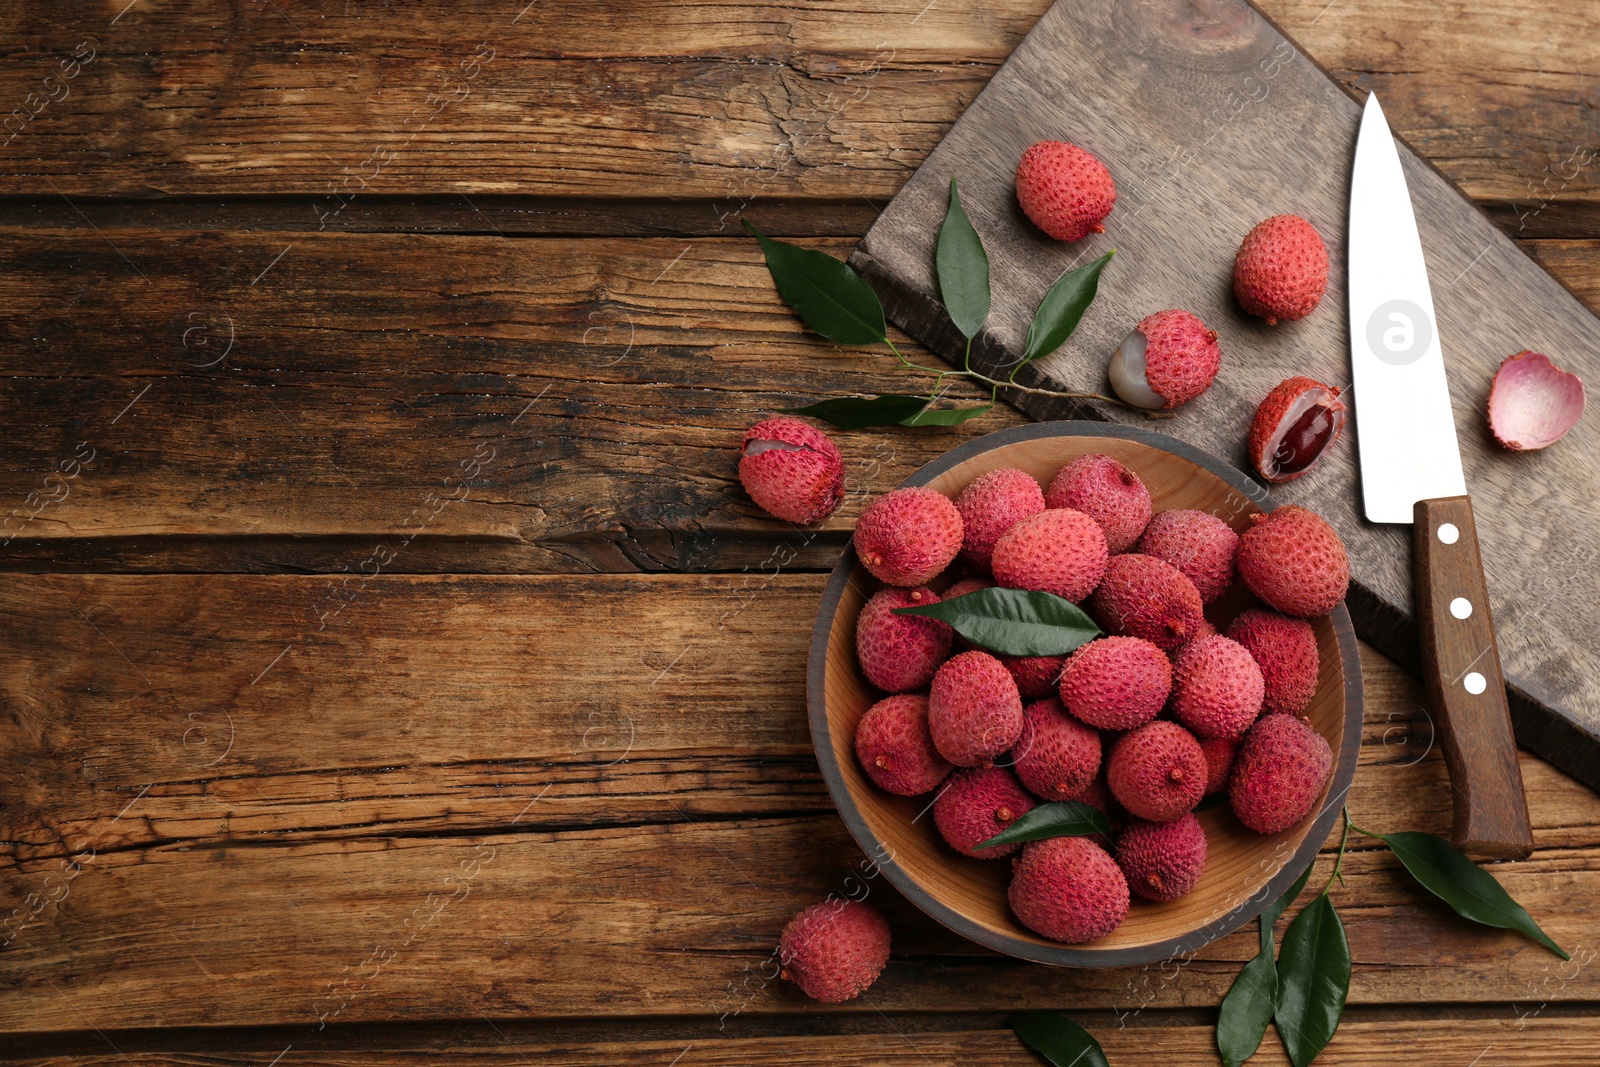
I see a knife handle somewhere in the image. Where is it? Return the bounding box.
[1413,495,1533,860]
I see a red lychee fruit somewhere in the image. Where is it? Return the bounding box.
[855,587,952,694]
[1489,350,1586,451]
[1014,141,1116,243]
[944,577,996,600]
[1108,309,1221,410]
[1230,714,1334,834]
[1135,509,1240,604]
[1228,608,1320,715]
[1236,505,1349,618]
[1171,635,1265,741]
[990,508,1109,602]
[854,487,964,587]
[1234,214,1329,325]
[928,651,1025,767]
[1008,836,1129,943]
[1198,736,1238,795]
[997,653,1067,700]
[1115,813,1208,902]
[1044,454,1153,554]
[738,416,845,524]
[1058,635,1172,731]
[1106,720,1207,823]
[933,764,1036,858]
[777,898,891,1003]
[1249,377,1347,483]
[1090,553,1206,650]
[854,694,953,797]
[955,467,1046,571]
[1011,696,1102,802]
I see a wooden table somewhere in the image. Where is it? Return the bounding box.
[1,2,1596,1063]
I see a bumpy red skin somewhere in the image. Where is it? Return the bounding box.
[933,765,1036,858]
[1138,310,1221,408]
[1058,636,1172,730]
[1248,377,1346,483]
[955,468,1046,571]
[1015,141,1116,243]
[998,653,1067,699]
[1044,454,1153,554]
[1136,509,1239,604]
[777,899,892,1003]
[1198,736,1238,795]
[1008,836,1129,943]
[1228,608,1320,715]
[854,487,964,587]
[1012,697,1102,801]
[855,587,952,694]
[1106,721,1207,823]
[1115,813,1208,902]
[928,651,1025,767]
[1230,714,1334,834]
[990,508,1109,602]
[1089,553,1206,650]
[1171,635,1266,741]
[855,694,953,796]
[1236,506,1350,618]
[739,417,845,524]
[1233,214,1329,325]
[944,577,996,600]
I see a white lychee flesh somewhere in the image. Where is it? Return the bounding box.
[1109,328,1165,410]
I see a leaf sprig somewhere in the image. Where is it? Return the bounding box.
[892,586,1101,657]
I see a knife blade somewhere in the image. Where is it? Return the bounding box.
[1348,92,1532,859]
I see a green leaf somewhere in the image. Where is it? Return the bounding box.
[1217,948,1279,1067]
[936,177,990,339]
[900,402,995,427]
[1010,1012,1110,1067]
[1273,894,1350,1067]
[743,219,887,345]
[892,586,1101,657]
[1260,861,1316,956]
[1381,831,1568,959]
[1021,250,1113,363]
[975,801,1112,851]
[782,394,931,429]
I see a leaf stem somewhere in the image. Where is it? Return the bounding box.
[1325,807,1354,894]
[1346,819,1383,841]
[962,367,1129,407]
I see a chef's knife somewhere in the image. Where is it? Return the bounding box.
[1348,93,1533,859]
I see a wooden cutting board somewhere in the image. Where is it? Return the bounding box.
[850,0,1600,792]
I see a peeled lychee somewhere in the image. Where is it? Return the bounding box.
[1228,608,1320,715]
[1488,350,1586,451]
[934,764,1036,858]
[855,487,964,587]
[1058,636,1171,730]
[1234,214,1329,325]
[777,898,891,1003]
[955,468,1045,571]
[928,651,1025,767]
[990,508,1108,602]
[1115,813,1208,902]
[739,416,845,524]
[1230,714,1333,834]
[1106,720,1207,823]
[1198,736,1238,795]
[1011,697,1102,802]
[1171,635,1265,741]
[1236,506,1349,618]
[1014,141,1116,243]
[855,587,952,693]
[1044,454,1152,553]
[1008,835,1129,943]
[997,653,1067,699]
[1090,553,1206,649]
[1249,377,1346,483]
[855,694,953,796]
[1135,509,1239,604]
[1109,310,1221,410]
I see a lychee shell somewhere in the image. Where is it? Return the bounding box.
[777,899,891,1003]
[1228,608,1320,715]
[739,416,846,524]
[1230,714,1334,834]
[854,487,964,588]
[990,508,1109,602]
[1011,697,1102,802]
[955,467,1046,571]
[1008,836,1129,943]
[933,764,1036,858]
[855,587,952,694]
[1044,454,1153,554]
[1135,508,1239,604]
[1116,813,1208,902]
[1171,635,1266,741]
[1106,720,1207,823]
[854,694,953,796]
[1090,553,1206,649]
[1236,506,1350,618]
[928,651,1025,767]
[1058,635,1172,731]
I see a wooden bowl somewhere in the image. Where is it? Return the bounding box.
[807,421,1362,967]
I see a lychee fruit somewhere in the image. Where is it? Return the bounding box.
[854,487,964,587]
[1488,350,1587,451]
[1236,505,1349,618]
[997,653,1067,699]
[1008,836,1129,943]
[1230,713,1333,834]
[933,764,1036,858]
[1233,214,1329,325]
[1014,141,1116,243]
[1106,720,1207,823]
[955,468,1046,571]
[1249,377,1347,483]
[1115,813,1208,902]
[777,898,891,1003]
[1171,635,1265,741]
[944,576,995,600]
[1044,454,1153,553]
[928,651,1025,767]
[1089,553,1206,649]
[739,416,845,524]
[1108,309,1221,410]
[1058,636,1172,730]
[990,508,1109,602]
[854,694,953,796]
[1166,617,1219,662]
[1135,509,1240,604]
[1198,736,1238,795]
[855,587,952,693]
[1228,608,1320,715]
[1011,697,1102,802]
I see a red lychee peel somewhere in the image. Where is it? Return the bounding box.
[1229,713,1334,834]
[739,416,845,524]
[777,898,891,1003]
[1135,508,1240,604]
[1115,813,1208,902]
[933,764,1036,858]
[1233,214,1329,325]
[1058,635,1172,731]
[1236,505,1350,618]
[855,586,952,694]
[1044,454,1153,553]
[955,467,1046,571]
[1090,553,1206,649]
[1172,635,1266,741]
[1106,720,1207,823]
[928,651,1025,767]
[990,508,1109,602]
[1015,141,1116,243]
[854,487,964,587]
[1008,835,1129,943]
[854,694,953,797]
[1011,697,1102,802]
[1228,608,1320,715]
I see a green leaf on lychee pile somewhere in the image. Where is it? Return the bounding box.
[783,394,933,428]
[976,801,1112,850]
[743,219,887,345]
[1379,830,1568,959]
[936,177,990,339]
[1214,862,1315,1067]
[1010,1011,1110,1067]
[1272,893,1349,1067]
[892,586,1101,657]
[900,401,996,427]
[1021,250,1114,364]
